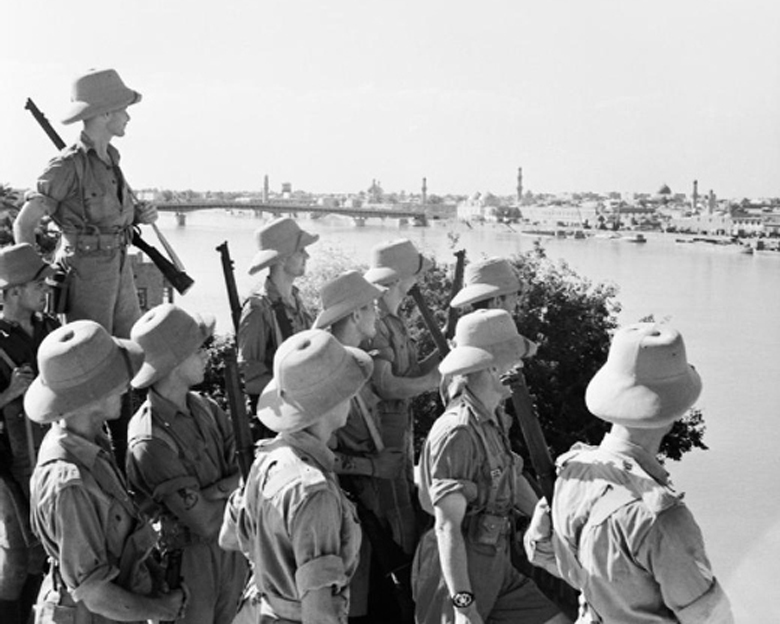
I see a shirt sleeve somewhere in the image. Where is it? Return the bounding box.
[49,481,121,601]
[29,155,79,216]
[639,503,734,622]
[291,488,349,595]
[426,424,479,507]
[126,437,199,503]
[237,299,274,396]
[367,319,395,365]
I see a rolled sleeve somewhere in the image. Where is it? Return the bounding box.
[427,426,479,508]
[291,489,348,594]
[676,578,734,624]
[50,485,120,602]
[30,157,78,216]
[127,438,197,504]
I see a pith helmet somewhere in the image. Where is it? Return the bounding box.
[25,321,144,423]
[450,257,523,309]
[257,329,373,433]
[363,238,433,285]
[313,270,386,329]
[585,323,702,429]
[62,68,142,125]
[248,217,319,275]
[0,243,54,289]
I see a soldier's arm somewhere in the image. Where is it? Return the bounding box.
[13,198,47,246]
[371,358,440,400]
[163,486,228,539]
[79,578,185,622]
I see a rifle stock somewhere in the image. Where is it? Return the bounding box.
[25,97,195,295]
[160,548,183,624]
[408,284,450,356]
[503,369,556,503]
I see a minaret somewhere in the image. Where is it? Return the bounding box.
[263,175,269,203]
[422,177,427,205]
[708,190,716,215]
[692,179,698,212]
[517,167,523,204]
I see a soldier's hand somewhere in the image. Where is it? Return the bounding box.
[6,365,35,401]
[371,448,404,479]
[156,585,188,621]
[454,603,484,624]
[526,497,552,543]
[135,201,159,224]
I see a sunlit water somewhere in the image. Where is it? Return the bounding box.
[155,210,779,621]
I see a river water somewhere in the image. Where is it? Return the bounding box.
[156,210,779,621]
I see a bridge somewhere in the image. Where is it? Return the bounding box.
[156,201,429,227]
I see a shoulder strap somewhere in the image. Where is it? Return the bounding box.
[271,299,295,340]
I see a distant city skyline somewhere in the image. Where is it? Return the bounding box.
[2,1,779,199]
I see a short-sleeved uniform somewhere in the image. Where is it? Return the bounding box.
[0,314,58,604]
[125,390,247,624]
[223,430,361,623]
[26,132,142,337]
[237,279,313,399]
[546,433,734,623]
[413,390,560,624]
[29,425,158,624]
[363,310,421,554]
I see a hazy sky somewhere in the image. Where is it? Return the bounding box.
[2,0,778,198]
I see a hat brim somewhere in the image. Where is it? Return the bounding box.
[0,264,56,290]
[247,232,320,275]
[585,364,702,429]
[312,283,386,329]
[256,346,372,434]
[131,314,216,389]
[450,282,519,309]
[25,338,144,424]
[439,335,533,377]
[62,91,142,125]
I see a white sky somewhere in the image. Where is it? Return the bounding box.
[2,0,779,198]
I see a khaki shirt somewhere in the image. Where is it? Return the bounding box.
[237,279,313,396]
[223,430,361,622]
[30,425,154,606]
[28,132,138,234]
[549,433,734,623]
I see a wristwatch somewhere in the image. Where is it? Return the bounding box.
[451,591,475,609]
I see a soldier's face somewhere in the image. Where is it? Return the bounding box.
[355,303,378,340]
[106,108,130,137]
[18,279,49,313]
[179,348,207,387]
[283,248,308,278]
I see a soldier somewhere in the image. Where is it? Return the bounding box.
[363,238,441,556]
[220,329,369,624]
[524,323,734,622]
[313,270,406,621]
[449,256,525,314]
[413,309,568,624]
[0,243,59,624]
[238,217,318,417]
[125,304,248,624]
[25,320,186,622]
[14,67,158,470]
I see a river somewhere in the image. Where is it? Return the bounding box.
[155,210,779,621]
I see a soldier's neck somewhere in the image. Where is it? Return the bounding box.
[0,302,34,336]
[269,268,295,301]
[83,125,113,163]
[610,424,668,456]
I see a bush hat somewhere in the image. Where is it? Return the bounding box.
[439,309,537,377]
[313,270,386,329]
[248,217,319,275]
[130,303,215,389]
[257,329,373,434]
[0,243,55,289]
[585,323,702,429]
[62,68,142,125]
[450,257,523,309]
[25,320,144,424]
[363,238,433,285]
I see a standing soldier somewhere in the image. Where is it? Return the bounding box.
[25,320,186,622]
[313,270,406,621]
[14,67,159,468]
[362,238,441,557]
[413,309,568,624]
[524,323,734,623]
[238,217,318,416]
[125,304,248,624]
[0,244,58,623]
[220,330,369,624]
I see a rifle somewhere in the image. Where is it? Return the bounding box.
[216,241,242,334]
[160,547,183,624]
[444,249,466,340]
[24,98,194,295]
[501,367,556,504]
[224,347,254,481]
[408,284,450,356]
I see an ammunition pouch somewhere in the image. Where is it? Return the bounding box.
[60,228,132,257]
[464,512,512,547]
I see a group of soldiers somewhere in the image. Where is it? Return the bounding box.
[0,66,735,624]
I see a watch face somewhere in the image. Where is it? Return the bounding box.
[452,591,474,609]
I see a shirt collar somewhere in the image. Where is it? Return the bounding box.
[148,388,192,425]
[50,423,111,470]
[278,429,335,472]
[262,277,299,305]
[599,432,670,484]
[76,131,120,164]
